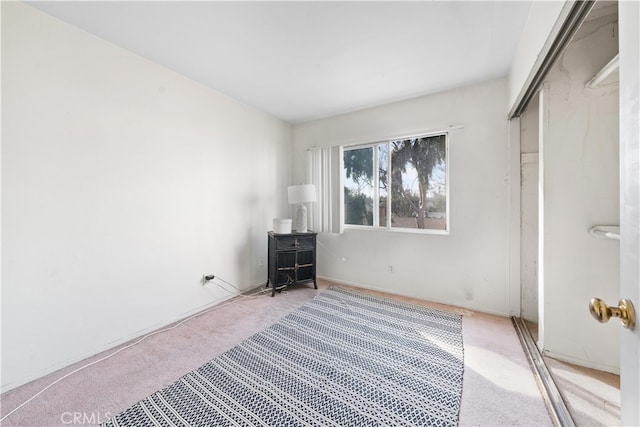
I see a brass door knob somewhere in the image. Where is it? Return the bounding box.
[589,298,636,330]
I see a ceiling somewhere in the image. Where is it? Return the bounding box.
[27,1,532,124]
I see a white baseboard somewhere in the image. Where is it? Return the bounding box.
[317,275,510,318]
[542,350,620,375]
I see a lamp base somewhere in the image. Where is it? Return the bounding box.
[294,203,308,233]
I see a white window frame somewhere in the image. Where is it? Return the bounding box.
[342,131,450,235]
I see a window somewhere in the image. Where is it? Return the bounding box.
[343,133,448,232]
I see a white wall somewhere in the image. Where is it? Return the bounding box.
[1,2,291,392]
[292,79,514,315]
[540,10,620,372]
[508,1,570,115]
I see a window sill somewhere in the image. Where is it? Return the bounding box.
[343,225,449,236]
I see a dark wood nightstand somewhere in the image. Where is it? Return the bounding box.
[266,231,317,297]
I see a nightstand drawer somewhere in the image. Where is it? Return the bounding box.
[276,236,315,250]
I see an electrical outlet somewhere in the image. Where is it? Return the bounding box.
[388,264,394,273]
[258,257,265,267]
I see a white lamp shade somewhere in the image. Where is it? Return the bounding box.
[288,184,317,204]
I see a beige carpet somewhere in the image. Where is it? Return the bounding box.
[1,280,552,426]
[525,319,621,426]
[544,356,620,426]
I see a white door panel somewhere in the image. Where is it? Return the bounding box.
[618,1,640,424]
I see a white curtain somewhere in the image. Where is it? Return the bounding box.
[308,146,342,234]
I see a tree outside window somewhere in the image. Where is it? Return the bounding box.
[343,133,447,231]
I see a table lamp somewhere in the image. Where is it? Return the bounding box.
[287,184,317,233]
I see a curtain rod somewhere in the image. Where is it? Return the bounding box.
[306,125,464,151]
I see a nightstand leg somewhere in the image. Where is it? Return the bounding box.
[266,280,276,297]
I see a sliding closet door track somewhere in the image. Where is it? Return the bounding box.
[511,316,575,427]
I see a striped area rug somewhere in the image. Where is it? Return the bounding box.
[102,287,464,427]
